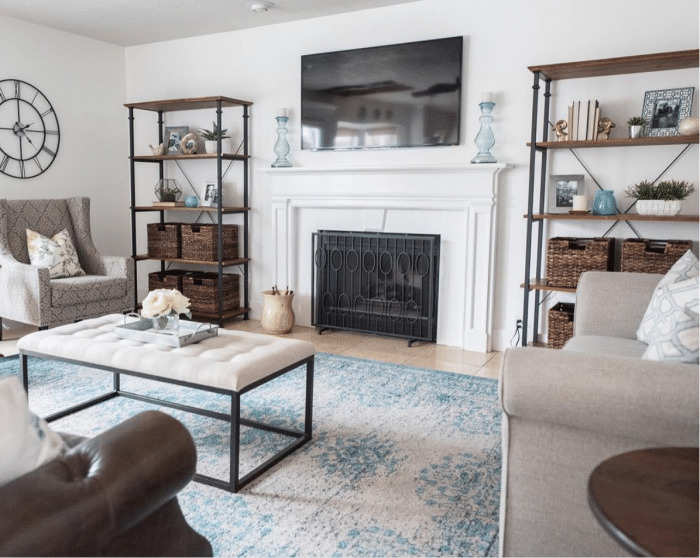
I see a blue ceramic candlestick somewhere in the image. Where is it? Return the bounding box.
[271,116,292,168]
[471,101,497,163]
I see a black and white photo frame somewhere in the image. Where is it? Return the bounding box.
[201,180,219,207]
[549,174,584,213]
[164,126,189,154]
[641,87,694,137]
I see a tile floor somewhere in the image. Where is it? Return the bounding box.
[0,319,502,380]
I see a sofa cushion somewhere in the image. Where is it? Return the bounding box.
[26,228,85,279]
[0,376,67,486]
[564,335,647,359]
[640,276,699,363]
[50,275,128,307]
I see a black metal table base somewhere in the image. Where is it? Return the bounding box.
[19,350,314,493]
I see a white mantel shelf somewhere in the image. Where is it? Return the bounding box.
[266,162,511,352]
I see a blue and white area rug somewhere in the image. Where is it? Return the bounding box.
[0,353,501,556]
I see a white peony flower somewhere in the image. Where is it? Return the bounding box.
[168,289,191,317]
[141,289,171,318]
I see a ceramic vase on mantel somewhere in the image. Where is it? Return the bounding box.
[261,290,295,334]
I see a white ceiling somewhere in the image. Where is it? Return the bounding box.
[0,0,422,47]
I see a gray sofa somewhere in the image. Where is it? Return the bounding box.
[499,271,699,556]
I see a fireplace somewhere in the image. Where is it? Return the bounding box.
[312,231,440,345]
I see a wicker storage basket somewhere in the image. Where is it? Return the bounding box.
[547,237,614,288]
[183,272,240,314]
[548,302,575,349]
[147,223,181,259]
[181,224,239,262]
[148,269,191,292]
[621,238,692,274]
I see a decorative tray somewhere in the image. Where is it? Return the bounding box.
[114,318,218,347]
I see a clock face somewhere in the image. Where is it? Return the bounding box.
[0,79,60,179]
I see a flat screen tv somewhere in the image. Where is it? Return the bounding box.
[301,36,463,151]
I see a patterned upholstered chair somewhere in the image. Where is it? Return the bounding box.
[0,198,133,337]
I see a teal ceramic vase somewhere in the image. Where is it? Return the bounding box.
[185,195,199,207]
[592,190,618,215]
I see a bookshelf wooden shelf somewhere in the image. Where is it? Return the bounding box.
[134,206,250,214]
[528,213,699,222]
[134,255,251,267]
[530,135,698,150]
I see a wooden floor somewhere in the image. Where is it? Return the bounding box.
[0,319,502,380]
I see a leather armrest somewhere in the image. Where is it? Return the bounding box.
[0,411,197,556]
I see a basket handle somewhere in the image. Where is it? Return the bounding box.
[645,240,669,254]
[568,239,588,250]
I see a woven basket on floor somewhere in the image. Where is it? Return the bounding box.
[620,238,692,274]
[183,272,240,314]
[547,237,614,288]
[147,223,181,259]
[181,224,238,262]
[548,302,575,349]
[148,270,191,292]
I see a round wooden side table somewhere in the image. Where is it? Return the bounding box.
[588,447,699,557]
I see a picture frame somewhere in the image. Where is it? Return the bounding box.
[641,87,694,137]
[549,174,584,213]
[164,126,189,154]
[201,180,219,207]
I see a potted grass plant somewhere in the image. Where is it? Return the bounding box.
[626,116,645,139]
[199,122,231,154]
[625,179,695,216]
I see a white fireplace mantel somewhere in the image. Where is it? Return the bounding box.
[263,163,509,352]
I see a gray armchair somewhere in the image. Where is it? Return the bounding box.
[0,197,134,336]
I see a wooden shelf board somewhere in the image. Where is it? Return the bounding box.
[522,280,576,293]
[134,255,250,266]
[530,135,698,149]
[125,96,253,111]
[191,307,251,321]
[527,213,699,222]
[528,50,698,80]
[134,206,250,213]
[132,153,249,162]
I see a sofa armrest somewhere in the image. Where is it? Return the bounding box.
[574,271,663,339]
[500,347,699,446]
[0,411,198,557]
[0,255,51,325]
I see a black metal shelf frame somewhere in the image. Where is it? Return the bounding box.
[126,97,251,325]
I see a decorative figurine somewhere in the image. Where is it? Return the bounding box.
[597,117,616,140]
[149,143,166,156]
[552,120,568,142]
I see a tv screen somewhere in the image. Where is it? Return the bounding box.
[301,36,463,151]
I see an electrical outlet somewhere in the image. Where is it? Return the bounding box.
[516,319,522,329]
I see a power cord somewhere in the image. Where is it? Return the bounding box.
[510,319,522,347]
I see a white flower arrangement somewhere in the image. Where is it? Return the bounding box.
[141,288,192,319]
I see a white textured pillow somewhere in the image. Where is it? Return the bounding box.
[656,250,699,289]
[0,376,67,486]
[26,228,85,279]
[638,276,699,363]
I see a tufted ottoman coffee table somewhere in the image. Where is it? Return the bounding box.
[17,314,316,492]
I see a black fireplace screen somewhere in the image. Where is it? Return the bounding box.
[312,231,440,344]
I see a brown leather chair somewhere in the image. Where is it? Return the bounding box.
[0,411,212,557]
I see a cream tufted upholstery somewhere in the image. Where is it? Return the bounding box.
[17,314,316,392]
[0,198,134,334]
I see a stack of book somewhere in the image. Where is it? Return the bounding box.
[567,99,600,141]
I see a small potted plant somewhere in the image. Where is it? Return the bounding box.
[626,116,645,139]
[199,121,231,154]
[625,179,695,216]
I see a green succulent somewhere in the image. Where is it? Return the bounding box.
[199,121,230,140]
[625,179,695,200]
[626,116,645,126]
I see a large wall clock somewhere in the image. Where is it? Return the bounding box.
[0,79,60,179]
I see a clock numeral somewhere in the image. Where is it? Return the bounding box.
[19,160,25,178]
[14,80,20,98]
[41,108,54,117]
[32,156,43,172]
[0,155,8,172]
[0,88,5,102]
[32,91,39,104]
[42,146,56,157]
[45,130,59,135]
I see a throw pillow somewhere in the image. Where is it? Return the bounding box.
[0,376,67,486]
[26,228,85,279]
[640,276,699,363]
[657,249,699,289]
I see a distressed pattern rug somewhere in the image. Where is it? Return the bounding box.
[0,352,501,556]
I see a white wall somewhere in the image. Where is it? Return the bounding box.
[0,16,128,257]
[5,0,697,349]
